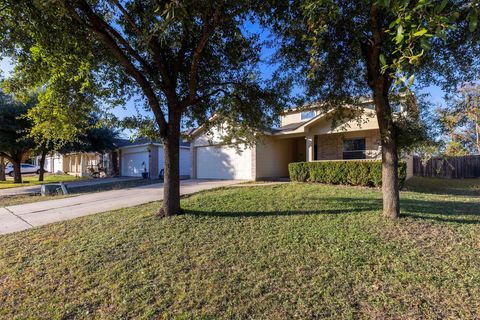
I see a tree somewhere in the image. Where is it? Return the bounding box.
[0,94,35,183]
[270,0,480,218]
[439,84,480,155]
[16,94,57,182]
[0,156,5,181]
[0,0,284,216]
[36,142,53,182]
[444,141,470,156]
[59,116,119,154]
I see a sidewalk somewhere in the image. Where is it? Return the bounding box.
[0,179,239,235]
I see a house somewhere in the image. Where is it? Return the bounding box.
[116,138,191,178]
[39,152,112,177]
[36,138,191,178]
[190,104,413,180]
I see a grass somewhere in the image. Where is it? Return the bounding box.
[0,174,85,189]
[0,178,158,207]
[0,193,75,207]
[405,176,480,196]
[1,181,480,319]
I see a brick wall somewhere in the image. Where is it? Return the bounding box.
[317,129,381,160]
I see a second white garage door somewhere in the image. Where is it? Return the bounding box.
[196,145,252,180]
[121,151,149,176]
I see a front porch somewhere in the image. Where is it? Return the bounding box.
[254,129,381,180]
[285,128,381,162]
[62,153,112,177]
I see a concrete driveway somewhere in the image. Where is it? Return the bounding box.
[0,179,239,235]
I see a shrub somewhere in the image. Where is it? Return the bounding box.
[288,160,407,188]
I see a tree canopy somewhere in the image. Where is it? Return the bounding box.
[59,115,119,154]
[272,0,479,100]
[438,84,480,155]
[0,0,287,216]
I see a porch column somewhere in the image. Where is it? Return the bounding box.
[306,135,314,162]
[80,154,86,177]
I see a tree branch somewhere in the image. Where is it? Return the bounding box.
[190,87,230,105]
[82,2,154,74]
[0,152,13,163]
[185,8,221,106]
[68,1,168,135]
[133,0,178,106]
[111,0,142,36]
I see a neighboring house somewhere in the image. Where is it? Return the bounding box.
[116,138,191,178]
[190,104,413,180]
[35,138,191,178]
[37,152,114,177]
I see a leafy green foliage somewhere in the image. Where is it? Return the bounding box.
[272,0,480,128]
[0,2,107,147]
[0,0,286,142]
[0,94,35,163]
[59,115,119,154]
[444,141,470,156]
[438,84,480,155]
[289,160,407,188]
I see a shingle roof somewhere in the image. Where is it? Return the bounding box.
[114,137,190,148]
[270,121,308,133]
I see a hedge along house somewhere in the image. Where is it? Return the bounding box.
[190,104,414,180]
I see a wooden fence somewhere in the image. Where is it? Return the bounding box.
[413,155,480,178]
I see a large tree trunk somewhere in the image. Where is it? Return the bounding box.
[475,112,480,155]
[364,4,400,219]
[0,157,5,181]
[373,86,400,219]
[12,160,22,184]
[158,129,181,217]
[38,150,47,182]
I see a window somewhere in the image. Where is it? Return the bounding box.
[343,138,366,159]
[301,110,315,120]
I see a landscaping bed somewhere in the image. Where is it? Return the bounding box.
[0,182,479,318]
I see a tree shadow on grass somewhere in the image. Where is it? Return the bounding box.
[183,207,372,218]
[400,198,480,224]
[403,177,480,197]
[184,197,480,224]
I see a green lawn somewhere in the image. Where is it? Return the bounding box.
[1,182,479,319]
[0,178,159,207]
[405,176,480,196]
[0,174,85,189]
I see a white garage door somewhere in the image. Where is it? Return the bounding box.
[157,147,192,177]
[44,158,52,172]
[121,152,149,176]
[196,145,252,180]
[53,157,63,173]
